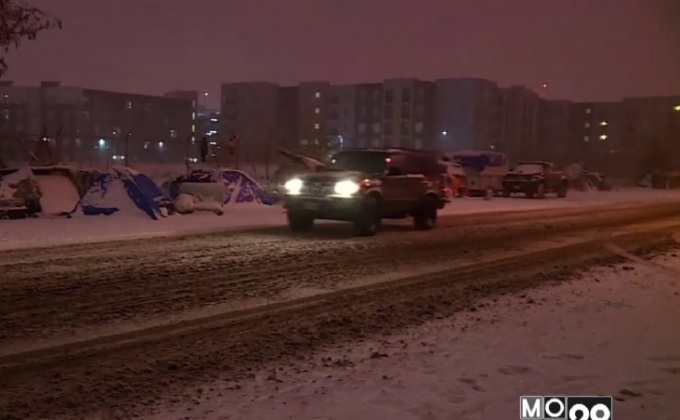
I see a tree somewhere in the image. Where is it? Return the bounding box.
[0,0,61,77]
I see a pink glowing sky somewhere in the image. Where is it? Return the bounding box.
[5,0,680,107]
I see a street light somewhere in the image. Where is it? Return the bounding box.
[441,130,447,136]
[98,138,106,148]
[674,105,680,112]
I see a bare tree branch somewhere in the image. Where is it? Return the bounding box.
[0,0,62,77]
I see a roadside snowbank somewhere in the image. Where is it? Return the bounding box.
[151,250,680,420]
[1,187,680,251]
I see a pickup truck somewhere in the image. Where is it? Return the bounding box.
[502,161,568,198]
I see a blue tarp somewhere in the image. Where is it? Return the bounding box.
[169,169,275,205]
[77,166,169,220]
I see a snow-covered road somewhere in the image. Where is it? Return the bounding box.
[154,249,680,420]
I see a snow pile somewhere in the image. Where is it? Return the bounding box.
[0,166,37,200]
[76,166,169,220]
[174,194,198,214]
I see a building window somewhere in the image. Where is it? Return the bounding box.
[401,88,411,102]
[314,107,320,114]
[314,123,320,130]
[126,101,132,109]
[401,122,411,134]
[359,106,367,118]
[385,90,394,103]
[170,129,177,138]
[313,138,319,146]
[401,105,411,119]
[373,90,380,102]
[384,123,393,135]
[599,134,607,140]
[372,123,381,133]
[191,124,196,133]
[414,122,423,133]
[583,135,590,142]
[585,108,591,114]
[384,106,393,119]
[584,122,590,128]
[192,112,196,120]
[315,91,321,98]
[600,121,608,126]
[357,123,366,133]
[300,139,308,146]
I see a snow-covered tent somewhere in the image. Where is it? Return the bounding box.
[76,166,170,220]
[169,169,275,206]
[0,165,92,217]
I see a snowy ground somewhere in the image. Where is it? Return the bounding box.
[1,188,680,251]
[152,249,680,420]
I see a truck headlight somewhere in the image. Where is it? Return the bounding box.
[284,178,303,195]
[334,180,360,196]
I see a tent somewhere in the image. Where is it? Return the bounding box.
[169,168,275,205]
[0,165,92,216]
[76,166,170,220]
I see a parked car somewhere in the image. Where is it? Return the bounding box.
[281,148,447,236]
[502,161,568,198]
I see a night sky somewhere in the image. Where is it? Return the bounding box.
[5,0,680,108]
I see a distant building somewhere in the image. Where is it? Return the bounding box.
[220,82,278,163]
[0,81,193,164]
[499,85,540,161]
[434,78,501,153]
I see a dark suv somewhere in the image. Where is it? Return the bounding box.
[281,148,447,236]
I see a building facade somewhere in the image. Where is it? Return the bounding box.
[0,81,193,164]
[217,77,680,176]
[220,82,279,164]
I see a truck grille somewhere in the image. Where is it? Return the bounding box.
[304,182,334,197]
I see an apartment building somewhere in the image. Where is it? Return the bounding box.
[220,82,279,162]
[325,84,356,153]
[0,81,193,164]
[380,79,435,150]
[435,78,502,153]
[500,85,540,161]
[537,99,572,164]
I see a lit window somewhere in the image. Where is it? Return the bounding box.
[191,124,196,132]
[599,134,607,140]
[300,139,308,146]
[126,101,132,109]
[314,123,320,130]
[314,107,320,114]
[584,122,590,128]
[585,108,591,114]
[192,112,196,120]
[674,105,680,111]
[600,121,608,126]
[583,136,589,142]
[315,91,321,98]
[314,138,319,145]
[170,129,177,138]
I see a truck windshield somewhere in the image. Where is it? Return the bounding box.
[326,152,390,173]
